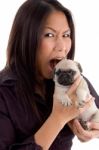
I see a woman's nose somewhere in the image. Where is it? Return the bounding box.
[54,38,67,55]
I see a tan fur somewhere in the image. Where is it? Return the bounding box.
[53,58,99,130]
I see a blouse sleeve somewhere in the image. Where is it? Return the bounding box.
[84,76,99,108]
[0,90,42,150]
[10,137,42,150]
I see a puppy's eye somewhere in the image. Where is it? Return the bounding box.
[66,69,76,76]
[55,69,62,75]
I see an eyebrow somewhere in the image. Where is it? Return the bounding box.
[44,26,71,34]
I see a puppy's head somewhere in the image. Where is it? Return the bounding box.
[53,59,82,86]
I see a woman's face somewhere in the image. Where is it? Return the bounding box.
[36,11,72,80]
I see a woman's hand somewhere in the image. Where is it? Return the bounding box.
[68,119,99,142]
[67,83,99,142]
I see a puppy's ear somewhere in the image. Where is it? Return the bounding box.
[77,62,83,73]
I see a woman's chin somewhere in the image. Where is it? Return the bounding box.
[44,71,53,79]
[43,65,54,79]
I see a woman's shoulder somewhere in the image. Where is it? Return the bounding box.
[0,68,39,138]
[0,67,18,113]
[0,67,17,87]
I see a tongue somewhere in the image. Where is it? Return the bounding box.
[50,59,60,69]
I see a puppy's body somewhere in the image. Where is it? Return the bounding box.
[53,59,99,130]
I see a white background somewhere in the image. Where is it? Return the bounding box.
[0,0,99,149]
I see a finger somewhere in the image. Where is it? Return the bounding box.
[87,122,99,130]
[68,121,73,129]
[73,119,93,140]
[85,95,94,103]
[66,76,82,96]
[69,120,91,142]
[72,120,88,142]
[73,119,89,135]
[73,119,86,133]
[77,137,90,142]
[79,97,95,114]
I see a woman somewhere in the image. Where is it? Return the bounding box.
[0,0,99,149]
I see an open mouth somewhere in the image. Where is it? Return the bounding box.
[49,59,61,70]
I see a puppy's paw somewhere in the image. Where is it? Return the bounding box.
[60,94,72,106]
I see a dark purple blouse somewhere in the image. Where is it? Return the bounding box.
[0,68,99,150]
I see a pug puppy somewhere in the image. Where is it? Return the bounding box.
[53,58,99,130]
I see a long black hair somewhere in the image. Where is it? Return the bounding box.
[6,0,75,117]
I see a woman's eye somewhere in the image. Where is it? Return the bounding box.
[44,33,54,37]
[63,33,70,38]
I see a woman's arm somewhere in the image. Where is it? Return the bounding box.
[0,88,82,150]
[34,100,81,150]
[34,77,92,150]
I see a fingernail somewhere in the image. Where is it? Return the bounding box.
[87,122,91,128]
[92,97,95,101]
[88,94,92,99]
